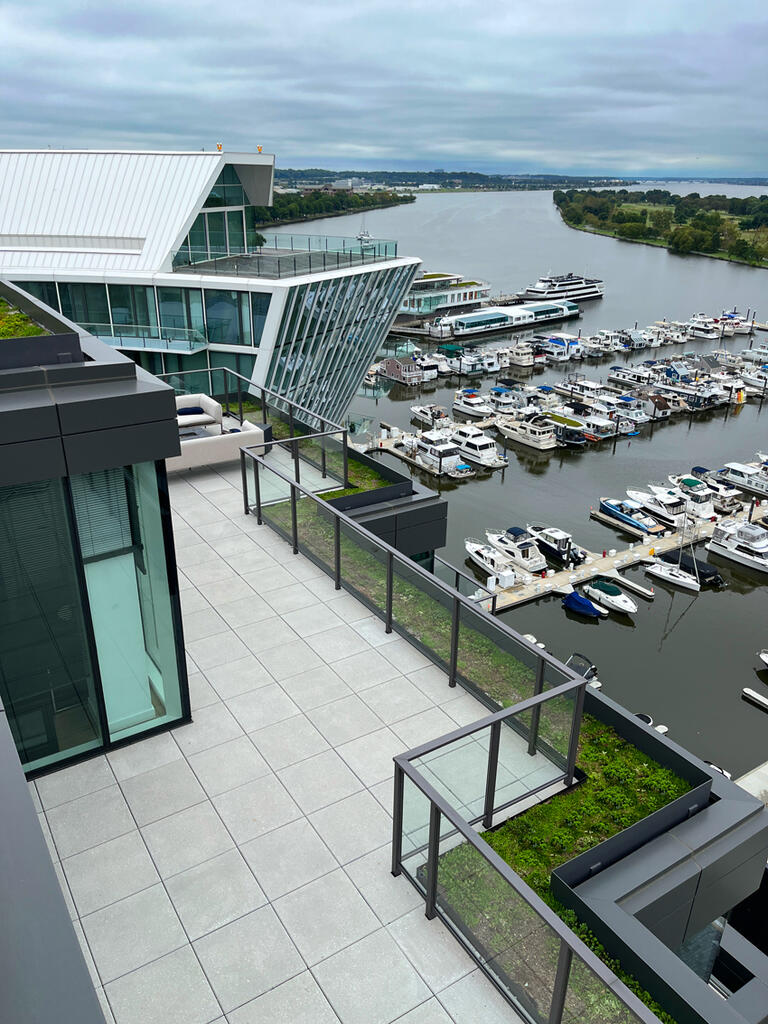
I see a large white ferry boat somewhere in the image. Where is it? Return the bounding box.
[522,272,604,302]
[399,271,491,317]
[428,301,580,339]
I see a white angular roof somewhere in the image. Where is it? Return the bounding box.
[0,149,274,274]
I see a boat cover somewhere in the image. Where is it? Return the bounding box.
[562,592,601,617]
[592,580,621,596]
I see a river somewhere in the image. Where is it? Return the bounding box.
[279,188,768,776]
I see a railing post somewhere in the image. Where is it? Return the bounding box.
[391,763,404,877]
[528,657,546,756]
[425,803,441,920]
[321,438,327,479]
[252,459,262,524]
[334,516,341,590]
[240,451,249,515]
[342,429,350,487]
[288,406,295,438]
[483,720,501,829]
[565,682,586,786]
[448,596,460,688]
[261,388,269,424]
[290,483,299,554]
[385,552,394,633]
[548,942,573,1024]
[292,438,301,485]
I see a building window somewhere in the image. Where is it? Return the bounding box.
[251,293,271,346]
[69,463,184,743]
[227,210,245,254]
[108,285,158,338]
[204,289,246,344]
[206,212,227,255]
[157,287,205,342]
[0,478,103,772]
[58,283,110,330]
[188,214,207,260]
[12,281,60,310]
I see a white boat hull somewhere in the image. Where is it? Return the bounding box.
[645,563,701,591]
[705,540,768,574]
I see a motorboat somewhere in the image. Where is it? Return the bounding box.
[740,365,768,390]
[485,526,548,572]
[742,688,768,713]
[480,350,501,374]
[400,431,475,478]
[554,375,606,403]
[521,272,604,302]
[506,339,535,367]
[658,550,726,588]
[565,652,602,689]
[496,413,558,450]
[758,650,768,668]
[526,522,588,567]
[717,311,753,335]
[414,355,439,381]
[548,332,584,360]
[485,386,527,415]
[562,591,607,618]
[740,343,768,364]
[662,477,716,521]
[598,498,666,536]
[606,364,655,388]
[686,314,720,340]
[582,578,638,615]
[595,329,627,352]
[437,344,484,375]
[547,413,588,448]
[452,388,494,417]
[464,538,518,587]
[564,408,617,442]
[580,336,604,358]
[687,467,742,514]
[626,488,686,530]
[645,561,701,591]
[410,404,450,427]
[602,394,651,426]
[706,519,768,573]
[450,423,508,469]
[719,461,768,498]
[537,335,575,363]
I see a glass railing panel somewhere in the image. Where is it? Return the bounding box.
[295,496,336,577]
[435,837,561,1024]
[337,520,388,617]
[399,774,432,888]
[412,729,491,823]
[292,433,346,491]
[456,603,539,710]
[567,952,648,1024]
[391,558,455,674]
[536,677,576,771]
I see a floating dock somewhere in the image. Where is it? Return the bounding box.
[491,506,768,612]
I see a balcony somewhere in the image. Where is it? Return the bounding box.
[82,322,209,353]
[173,232,399,280]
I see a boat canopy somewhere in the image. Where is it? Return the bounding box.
[507,527,528,538]
[592,580,621,596]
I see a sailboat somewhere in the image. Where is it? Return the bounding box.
[645,511,700,591]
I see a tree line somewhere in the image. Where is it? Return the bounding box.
[250,189,414,226]
[553,188,768,263]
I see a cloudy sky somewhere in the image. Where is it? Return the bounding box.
[1,0,766,175]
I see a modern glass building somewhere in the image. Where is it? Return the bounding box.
[0,150,420,423]
[0,282,189,775]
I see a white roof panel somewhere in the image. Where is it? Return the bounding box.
[0,150,273,273]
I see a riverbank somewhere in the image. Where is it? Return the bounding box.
[252,191,414,232]
[558,213,768,269]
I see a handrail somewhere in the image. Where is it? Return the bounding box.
[239,445,579,682]
[155,364,345,434]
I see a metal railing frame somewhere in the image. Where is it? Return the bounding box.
[433,553,498,615]
[393,728,661,1024]
[235,448,660,1023]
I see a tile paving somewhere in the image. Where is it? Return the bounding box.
[35,464,536,1024]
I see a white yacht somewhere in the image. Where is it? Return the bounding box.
[464,539,518,587]
[485,386,528,415]
[401,431,474,478]
[414,355,439,381]
[647,481,714,523]
[706,519,768,573]
[565,409,617,441]
[522,272,604,302]
[719,462,768,497]
[554,376,606,403]
[525,523,588,567]
[580,336,604,358]
[582,578,638,615]
[717,311,753,335]
[595,329,627,352]
[665,476,718,520]
[687,314,721,340]
[740,365,768,390]
[452,388,494,417]
[410,403,450,427]
[607,364,655,388]
[497,412,558,450]
[626,488,687,529]
[480,350,500,373]
[485,527,548,573]
[506,339,535,367]
[741,343,768,364]
[646,561,701,592]
[450,424,508,469]
[548,332,584,359]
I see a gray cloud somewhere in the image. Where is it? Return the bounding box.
[1,0,766,174]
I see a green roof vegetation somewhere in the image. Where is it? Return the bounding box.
[421,273,453,279]
[437,714,689,1024]
[0,299,48,339]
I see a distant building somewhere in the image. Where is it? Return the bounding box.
[0,150,419,423]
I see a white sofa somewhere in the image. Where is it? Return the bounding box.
[175,393,223,432]
[166,419,266,472]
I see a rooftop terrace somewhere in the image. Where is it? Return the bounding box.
[173,232,400,280]
[36,463,529,1024]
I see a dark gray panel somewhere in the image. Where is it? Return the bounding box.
[56,381,177,434]
[0,389,60,442]
[0,712,105,1024]
[63,419,181,474]
[0,437,67,485]
[0,332,83,370]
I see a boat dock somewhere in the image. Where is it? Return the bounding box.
[736,760,768,805]
[491,506,768,612]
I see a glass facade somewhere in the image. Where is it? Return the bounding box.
[0,463,188,774]
[265,263,418,422]
[12,281,270,350]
